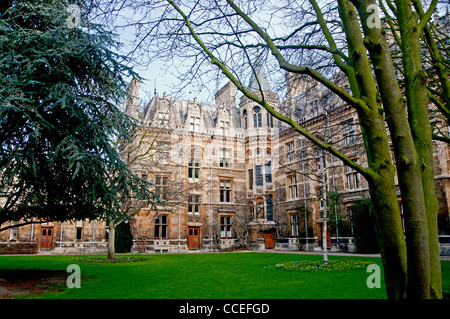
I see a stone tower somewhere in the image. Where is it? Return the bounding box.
[239,62,280,246]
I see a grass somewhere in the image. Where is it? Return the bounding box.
[0,252,449,299]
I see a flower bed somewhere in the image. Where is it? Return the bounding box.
[264,260,374,272]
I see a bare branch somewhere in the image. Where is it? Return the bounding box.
[166,0,372,179]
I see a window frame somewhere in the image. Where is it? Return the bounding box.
[267,113,274,127]
[290,213,299,237]
[345,159,360,190]
[156,142,170,164]
[248,168,253,190]
[155,175,169,201]
[190,116,200,132]
[286,141,295,163]
[188,158,200,181]
[219,148,231,168]
[220,215,232,239]
[154,214,168,238]
[255,165,263,186]
[343,120,356,147]
[253,106,262,127]
[288,175,298,200]
[76,227,83,241]
[188,195,201,215]
[220,180,232,203]
[318,188,324,209]
[219,120,229,136]
[243,109,248,130]
[157,112,169,127]
[265,161,272,183]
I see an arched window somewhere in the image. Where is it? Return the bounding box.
[243,109,248,130]
[253,106,261,127]
[267,113,273,127]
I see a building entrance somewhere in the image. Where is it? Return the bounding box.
[40,227,53,251]
[188,227,200,250]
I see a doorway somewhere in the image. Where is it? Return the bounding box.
[188,227,200,250]
[264,230,275,249]
[40,227,53,251]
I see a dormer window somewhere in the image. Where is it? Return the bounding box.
[219,121,229,136]
[190,116,200,132]
[158,112,169,127]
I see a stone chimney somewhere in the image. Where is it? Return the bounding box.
[215,81,236,107]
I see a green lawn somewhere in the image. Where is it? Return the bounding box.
[0,252,449,299]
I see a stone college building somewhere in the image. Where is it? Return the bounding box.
[1,66,450,255]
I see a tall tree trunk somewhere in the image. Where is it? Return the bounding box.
[357,104,408,298]
[107,219,117,260]
[395,0,442,298]
[338,0,409,298]
[352,0,441,299]
[368,173,408,299]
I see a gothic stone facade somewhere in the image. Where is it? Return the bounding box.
[1,70,450,254]
[122,71,450,254]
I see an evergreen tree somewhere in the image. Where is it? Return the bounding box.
[0,1,154,230]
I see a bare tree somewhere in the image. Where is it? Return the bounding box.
[91,0,448,298]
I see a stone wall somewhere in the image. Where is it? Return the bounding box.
[0,242,38,254]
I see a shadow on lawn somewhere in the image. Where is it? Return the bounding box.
[0,269,67,299]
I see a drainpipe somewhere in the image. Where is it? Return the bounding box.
[178,137,182,252]
[300,138,308,250]
[92,220,96,249]
[326,113,339,247]
[321,149,328,265]
[210,136,213,251]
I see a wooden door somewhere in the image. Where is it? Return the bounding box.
[40,227,53,251]
[264,231,275,249]
[188,227,200,250]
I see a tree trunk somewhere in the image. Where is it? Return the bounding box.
[395,0,442,298]
[368,174,408,299]
[338,0,408,298]
[107,219,117,260]
[358,105,408,299]
[420,15,450,295]
[353,0,439,299]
